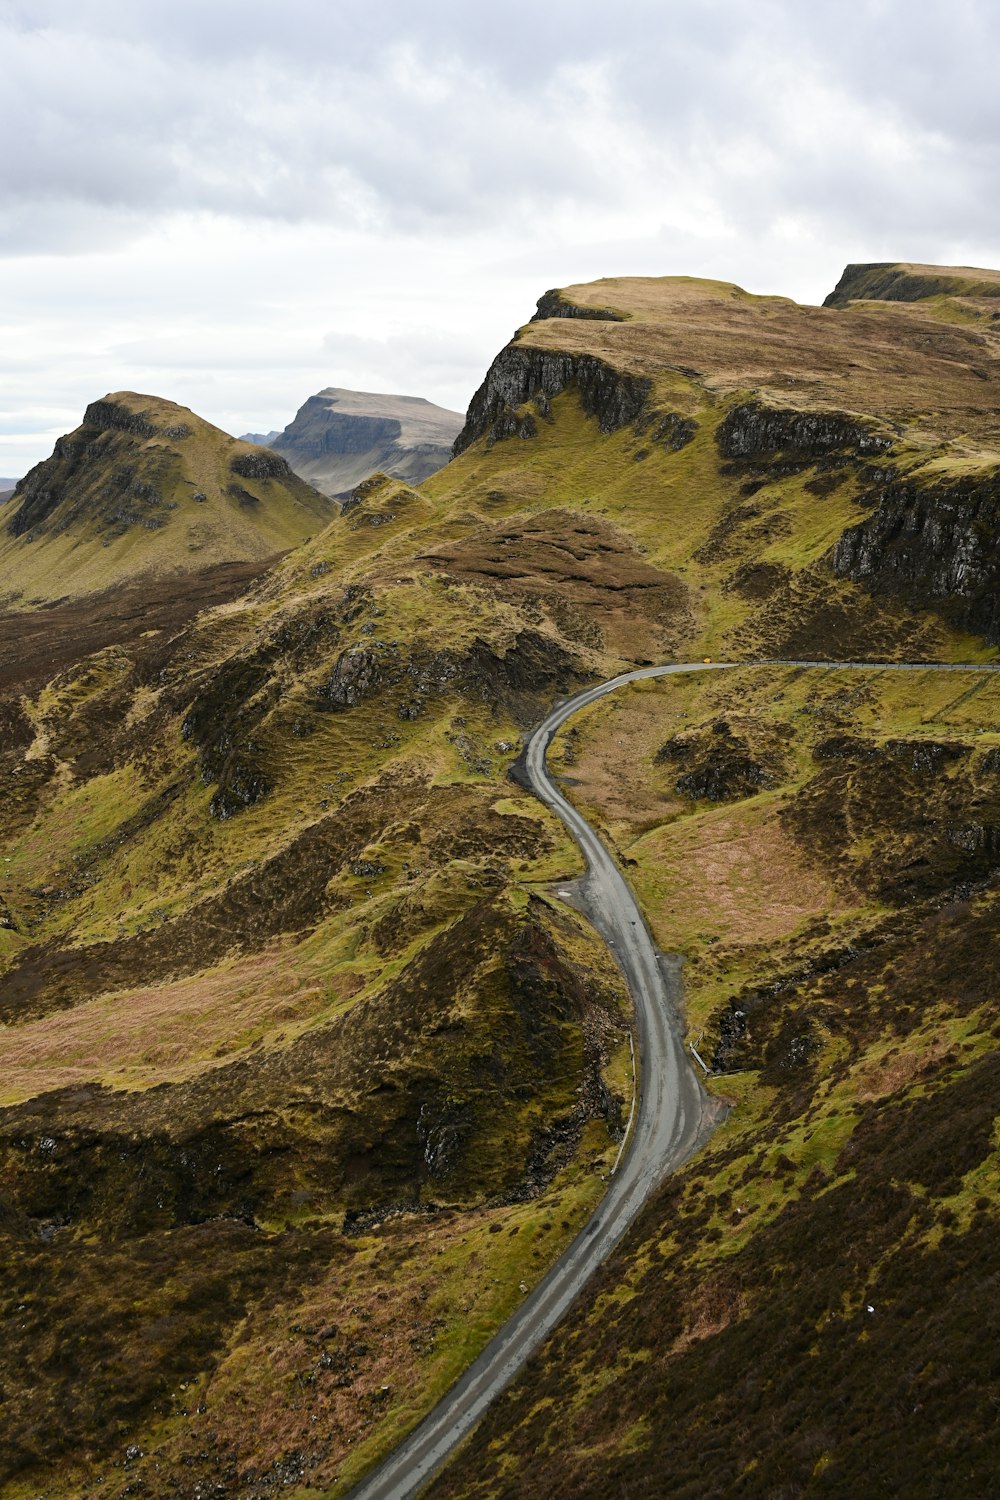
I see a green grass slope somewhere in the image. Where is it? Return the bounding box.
[0,392,333,607]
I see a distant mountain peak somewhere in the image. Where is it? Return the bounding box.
[266,386,463,499]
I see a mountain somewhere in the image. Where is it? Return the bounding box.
[0,393,332,607]
[268,386,464,498]
[238,429,281,445]
[1,268,998,1498]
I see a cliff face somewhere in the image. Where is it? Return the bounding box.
[716,400,891,462]
[269,387,463,498]
[832,470,1000,642]
[528,288,627,323]
[453,345,651,455]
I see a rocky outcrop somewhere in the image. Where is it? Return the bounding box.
[655,719,784,802]
[453,346,651,456]
[230,450,293,481]
[529,289,627,323]
[82,399,158,439]
[717,400,891,461]
[640,411,697,451]
[317,630,583,725]
[831,470,1000,642]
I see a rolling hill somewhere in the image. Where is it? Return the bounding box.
[0,265,998,1498]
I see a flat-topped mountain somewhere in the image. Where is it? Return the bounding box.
[269,386,463,497]
[0,392,332,606]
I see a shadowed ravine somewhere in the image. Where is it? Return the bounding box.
[346,657,1000,1500]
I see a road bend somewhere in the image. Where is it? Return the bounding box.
[345,657,1000,1500]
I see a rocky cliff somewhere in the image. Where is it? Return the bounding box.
[453,345,652,455]
[832,467,1000,642]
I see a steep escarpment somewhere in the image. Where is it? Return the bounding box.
[832,468,1000,643]
[453,344,652,455]
[716,399,892,463]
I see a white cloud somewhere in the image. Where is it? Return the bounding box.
[1,0,1000,473]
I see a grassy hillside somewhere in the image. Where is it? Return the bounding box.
[0,392,332,607]
[436,662,1000,1498]
[1,267,999,1496]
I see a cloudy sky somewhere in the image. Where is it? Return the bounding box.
[2,0,999,476]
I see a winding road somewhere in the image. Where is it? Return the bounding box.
[346,657,1000,1500]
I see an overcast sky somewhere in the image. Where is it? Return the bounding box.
[2,0,999,475]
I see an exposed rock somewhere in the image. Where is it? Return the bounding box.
[230,450,293,481]
[317,643,399,709]
[832,470,1000,642]
[647,411,698,450]
[717,400,891,461]
[824,261,1000,308]
[319,631,585,725]
[454,346,652,456]
[82,399,158,439]
[655,719,783,802]
[529,289,627,323]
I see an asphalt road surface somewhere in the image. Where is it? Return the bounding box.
[346,657,1000,1500]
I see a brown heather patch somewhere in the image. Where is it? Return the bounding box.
[638,807,846,948]
[667,1278,747,1357]
[0,942,364,1103]
[550,695,686,842]
[417,509,693,662]
[855,1036,958,1103]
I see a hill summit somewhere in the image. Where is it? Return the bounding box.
[0,392,332,606]
[268,386,463,498]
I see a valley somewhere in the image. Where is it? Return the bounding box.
[1,263,998,1498]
